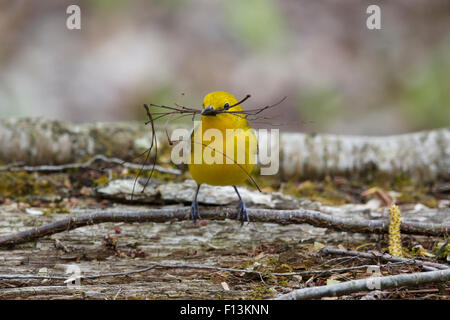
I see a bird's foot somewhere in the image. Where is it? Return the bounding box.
[190,200,200,224]
[237,201,249,226]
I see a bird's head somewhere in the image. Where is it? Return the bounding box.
[201,91,245,124]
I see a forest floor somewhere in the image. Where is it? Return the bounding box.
[0,162,449,300]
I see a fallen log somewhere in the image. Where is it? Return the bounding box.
[0,118,448,182]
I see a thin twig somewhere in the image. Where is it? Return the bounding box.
[0,208,449,247]
[0,265,155,280]
[0,264,264,281]
[141,100,265,192]
[135,95,287,192]
[134,104,159,199]
[0,261,414,282]
[113,288,122,300]
[274,261,414,277]
[320,247,449,271]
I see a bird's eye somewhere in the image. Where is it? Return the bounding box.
[224,103,230,110]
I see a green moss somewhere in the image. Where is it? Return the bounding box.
[54,208,71,214]
[274,263,293,273]
[265,257,279,267]
[93,175,110,187]
[243,171,281,191]
[121,168,183,183]
[277,278,289,287]
[281,179,346,206]
[423,197,438,208]
[363,172,437,208]
[434,242,450,259]
[393,174,414,189]
[367,171,392,189]
[396,185,437,208]
[296,181,316,197]
[236,260,254,270]
[0,172,61,197]
[248,284,275,300]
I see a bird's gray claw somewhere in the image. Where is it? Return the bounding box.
[190,201,200,223]
[237,201,249,226]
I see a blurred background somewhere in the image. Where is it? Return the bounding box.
[0,0,449,134]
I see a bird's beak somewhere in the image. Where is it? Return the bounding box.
[201,105,216,116]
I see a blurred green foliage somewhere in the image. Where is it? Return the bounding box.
[135,84,198,126]
[223,0,286,50]
[89,0,185,12]
[399,41,450,130]
[88,0,129,12]
[297,87,345,131]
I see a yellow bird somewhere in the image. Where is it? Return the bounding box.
[188,91,257,225]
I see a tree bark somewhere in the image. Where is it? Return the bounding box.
[279,128,449,182]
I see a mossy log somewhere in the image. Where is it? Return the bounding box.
[0,118,448,182]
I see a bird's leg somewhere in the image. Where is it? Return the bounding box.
[233,185,249,226]
[190,184,201,223]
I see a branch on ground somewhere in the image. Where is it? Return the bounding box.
[275,268,450,300]
[320,247,449,271]
[0,208,449,247]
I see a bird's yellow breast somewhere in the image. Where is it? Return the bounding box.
[187,91,257,186]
